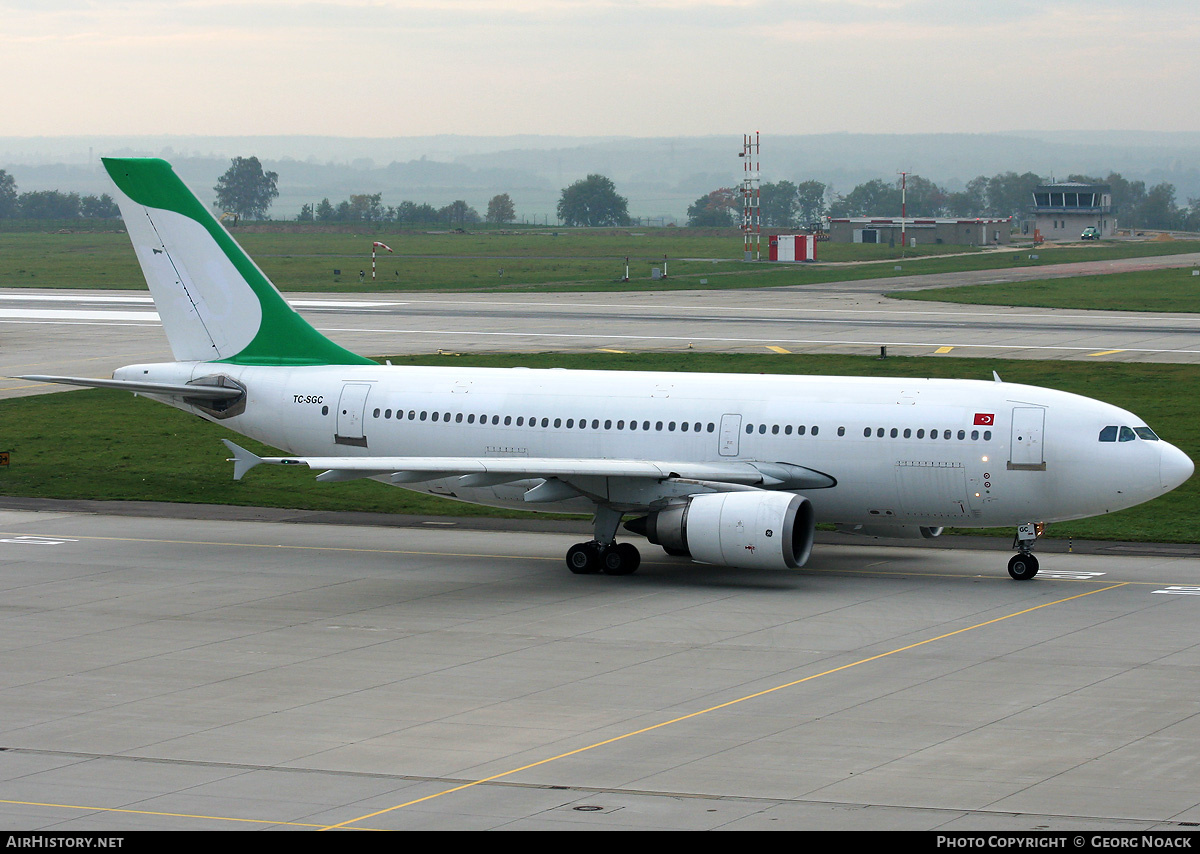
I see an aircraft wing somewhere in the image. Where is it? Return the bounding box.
[222,440,835,493]
[16,375,244,400]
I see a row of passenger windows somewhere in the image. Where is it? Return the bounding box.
[368,408,998,442]
[861,427,991,441]
[1098,425,1159,442]
[372,407,719,433]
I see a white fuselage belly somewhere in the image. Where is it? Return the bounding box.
[127,362,1178,528]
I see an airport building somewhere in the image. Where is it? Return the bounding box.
[826,217,1012,246]
[1030,182,1114,240]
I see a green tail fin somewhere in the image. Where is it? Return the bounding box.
[103,157,373,367]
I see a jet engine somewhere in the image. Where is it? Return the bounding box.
[626,491,815,570]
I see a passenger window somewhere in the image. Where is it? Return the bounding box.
[916,429,924,438]
[758,424,766,434]
[1099,426,1117,442]
[983,430,991,440]
[745,424,753,434]
[468,414,475,424]
[784,425,792,435]
[372,408,380,418]
[504,415,512,426]
[957,430,965,440]
[903,428,911,438]
[863,428,871,438]
[456,413,463,423]
[971,430,978,440]
[566,419,574,428]
[891,428,898,438]
[1119,426,1137,442]
[798,425,806,436]
[811,426,819,436]
[642,421,650,431]
[837,427,845,437]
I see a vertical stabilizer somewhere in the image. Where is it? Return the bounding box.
[103,158,372,366]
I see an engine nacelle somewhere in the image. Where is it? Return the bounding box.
[633,491,815,570]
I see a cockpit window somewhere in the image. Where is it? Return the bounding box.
[1134,426,1160,441]
[1119,426,1137,442]
[1099,425,1117,442]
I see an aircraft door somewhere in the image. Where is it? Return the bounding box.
[719,414,741,456]
[1009,406,1045,470]
[335,382,372,447]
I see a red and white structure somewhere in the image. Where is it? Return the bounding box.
[371,241,393,280]
[739,132,761,261]
[768,234,817,262]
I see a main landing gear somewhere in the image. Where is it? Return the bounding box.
[1008,522,1043,581]
[566,506,642,576]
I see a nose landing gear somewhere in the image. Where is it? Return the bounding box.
[1008,522,1044,580]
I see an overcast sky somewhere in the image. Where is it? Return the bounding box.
[6,0,1199,139]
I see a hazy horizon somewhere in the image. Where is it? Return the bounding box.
[6,2,1198,139]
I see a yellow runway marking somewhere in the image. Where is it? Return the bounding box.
[0,798,382,830]
[766,345,791,354]
[320,583,1129,830]
[934,346,954,354]
[597,348,627,353]
[1088,349,1126,357]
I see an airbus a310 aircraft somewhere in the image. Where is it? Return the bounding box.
[20,159,1194,579]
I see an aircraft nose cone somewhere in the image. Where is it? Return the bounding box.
[1160,442,1194,491]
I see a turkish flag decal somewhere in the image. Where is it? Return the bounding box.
[974,413,995,425]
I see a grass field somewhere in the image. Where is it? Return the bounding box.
[1,352,1195,544]
[3,227,1199,293]
[894,265,1200,313]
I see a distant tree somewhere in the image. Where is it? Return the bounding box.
[315,198,335,222]
[759,181,799,228]
[486,193,516,223]
[0,170,17,218]
[686,187,738,227]
[557,174,630,227]
[296,203,314,222]
[902,175,949,217]
[945,176,988,217]
[831,179,899,217]
[795,180,829,226]
[79,193,119,218]
[1139,182,1179,230]
[439,199,480,225]
[18,190,80,219]
[347,193,383,222]
[213,156,279,220]
[985,171,1043,217]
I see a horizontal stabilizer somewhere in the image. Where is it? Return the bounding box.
[16,375,243,400]
[222,440,263,480]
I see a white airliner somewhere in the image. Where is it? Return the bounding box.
[19,159,1194,579]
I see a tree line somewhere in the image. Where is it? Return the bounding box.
[687,172,1200,232]
[0,170,120,219]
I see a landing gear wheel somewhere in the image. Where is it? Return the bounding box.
[1008,553,1040,581]
[601,543,641,576]
[566,542,601,575]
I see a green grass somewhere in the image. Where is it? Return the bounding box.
[894,265,1200,313]
[3,228,1198,294]
[1,352,1195,543]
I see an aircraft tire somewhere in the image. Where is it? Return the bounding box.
[567,542,602,575]
[1008,554,1039,581]
[602,543,641,576]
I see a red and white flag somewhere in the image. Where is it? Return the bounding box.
[974,413,994,426]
